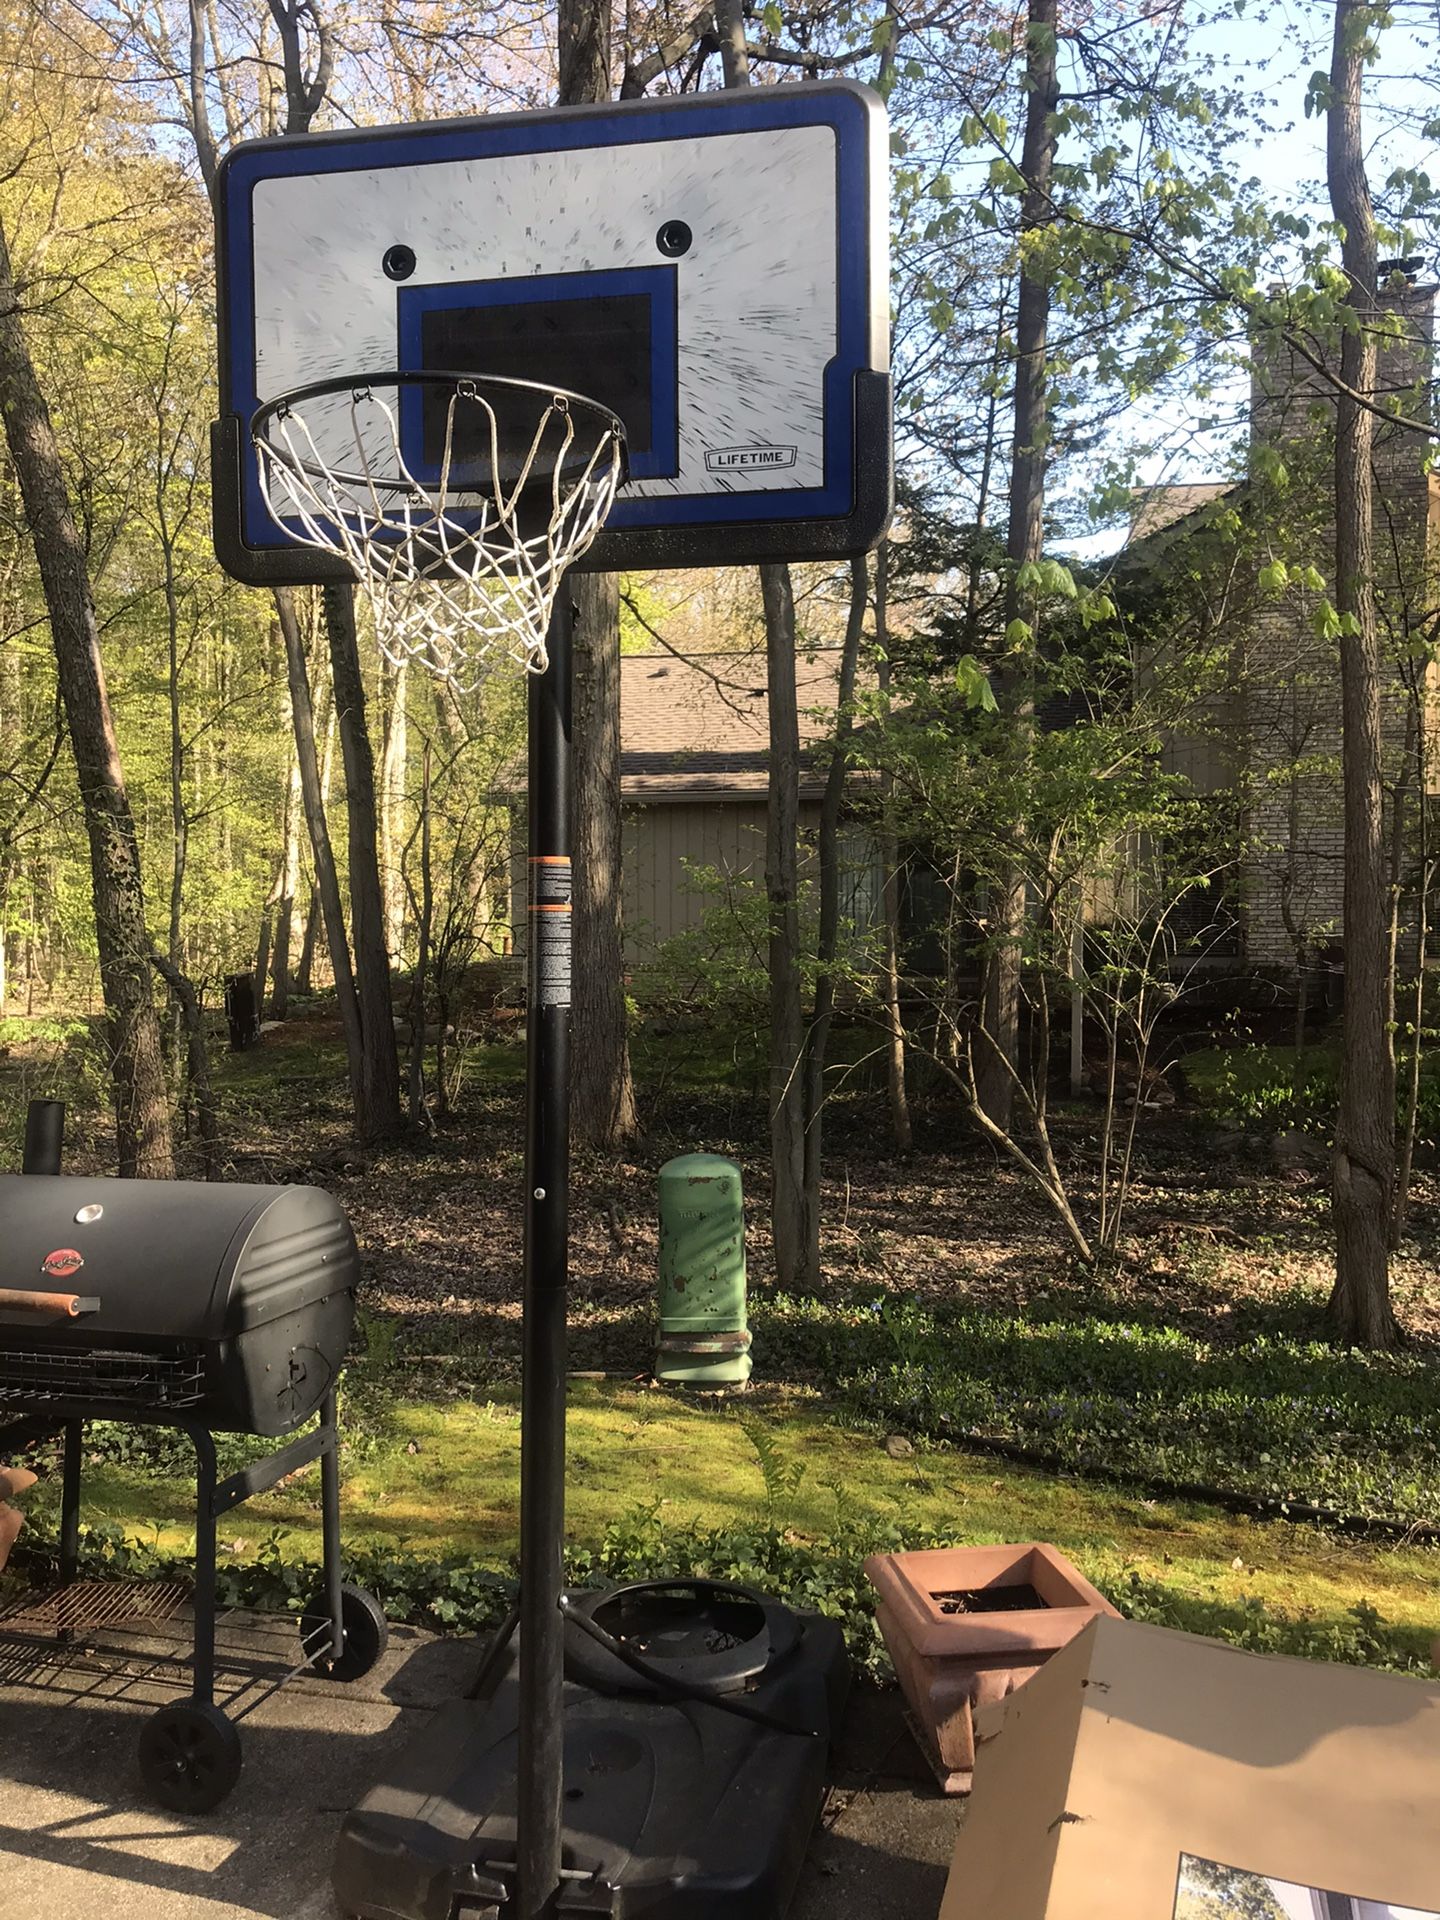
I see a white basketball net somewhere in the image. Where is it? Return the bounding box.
[254,379,625,685]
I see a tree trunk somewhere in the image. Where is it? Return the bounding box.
[24,879,35,1014]
[379,652,408,966]
[276,588,364,1106]
[557,0,608,102]
[0,643,18,1016]
[803,556,868,1274]
[296,881,321,993]
[1326,0,1397,1347]
[1392,671,1429,1247]
[569,571,638,1145]
[713,0,813,1286]
[408,742,433,1127]
[254,866,280,1015]
[558,0,637,1150]
[0,211,172,1176]
[150,951,219,1180]
[162,492,188,1065]
[1281,736,1311,1105]
[269,751,301,1020]
[760,563,810,1287]
[324,582,403,1142]
[874,542,912,1151]
[214,627,236,959]
[1068,893,1085,1098]
[974,0,1057,1131]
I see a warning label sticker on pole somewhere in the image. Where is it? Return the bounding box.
[529,856,572,1010]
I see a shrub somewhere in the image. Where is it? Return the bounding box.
[1186,1040,1440,1143]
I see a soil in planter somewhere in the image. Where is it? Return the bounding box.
[932,1582,1047,1615]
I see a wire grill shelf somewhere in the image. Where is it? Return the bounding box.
[0,1576,191,1638]
[0,1345,205,1408]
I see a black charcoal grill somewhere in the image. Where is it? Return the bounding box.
[0,1120,385,1813]
[0,1171,357,1432]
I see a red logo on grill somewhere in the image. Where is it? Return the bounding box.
[41,1248,83,1279]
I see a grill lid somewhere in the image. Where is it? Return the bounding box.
[0,1176,359,1340]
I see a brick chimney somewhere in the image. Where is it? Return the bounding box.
[1249,271,1436,472]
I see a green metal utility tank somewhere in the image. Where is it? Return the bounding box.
[655,1153,753,1386]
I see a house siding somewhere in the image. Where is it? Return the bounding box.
[623,799,777,957]
[1240,283,1435,967]
[510,796,884,976]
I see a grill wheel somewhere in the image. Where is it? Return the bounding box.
[300,1582,388,1683]
[137,1701,243,1814]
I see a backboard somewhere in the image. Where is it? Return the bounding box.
[211,80,891,585]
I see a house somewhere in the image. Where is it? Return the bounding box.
[1123,274,1439,973]
[619,649,883,969]
[510,648,883,977]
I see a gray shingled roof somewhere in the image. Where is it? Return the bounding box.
[1125,482,1233,544]
[621,651,847,801]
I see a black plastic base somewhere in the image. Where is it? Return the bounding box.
[332,1604,849,1920]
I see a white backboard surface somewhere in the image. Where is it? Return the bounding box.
[213,82,891,581]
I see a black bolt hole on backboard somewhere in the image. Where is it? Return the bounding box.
[656,220,692,257]
[383,244,417,281]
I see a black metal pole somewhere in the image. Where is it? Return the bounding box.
[58,1420,82,1598]
[22,1099,64,1174]
[191,1426,218,1704]
[516,593,574,1920]
[320,1390,345,1667]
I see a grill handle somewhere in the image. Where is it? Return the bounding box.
[0,1288,99,1319]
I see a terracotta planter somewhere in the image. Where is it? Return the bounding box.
[864,1542,1119,1793]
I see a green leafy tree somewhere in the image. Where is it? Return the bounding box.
[857,509,1232,1263]
[1174,1855,1286,1920]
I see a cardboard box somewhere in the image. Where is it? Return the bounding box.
[940,1614,1440,1920]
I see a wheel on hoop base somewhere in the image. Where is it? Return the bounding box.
[299,1582,388,1682]
[138,1700,242,1814]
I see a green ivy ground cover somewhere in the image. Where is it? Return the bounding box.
[1183,1039,1440,1140]
[756,1294,1440,1530]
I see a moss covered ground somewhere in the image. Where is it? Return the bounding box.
[34,1377,1439,1673]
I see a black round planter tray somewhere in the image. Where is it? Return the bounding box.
[563,1579,801,1697]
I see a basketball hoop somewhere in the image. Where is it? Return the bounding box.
[251,372,626,685]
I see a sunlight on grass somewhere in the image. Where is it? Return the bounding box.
[64,1380,1440,1652]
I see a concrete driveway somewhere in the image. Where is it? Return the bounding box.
[0,1609,961,1920]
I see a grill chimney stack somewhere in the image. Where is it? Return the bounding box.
[22,1099,65,1175]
